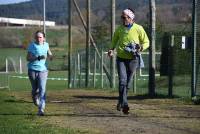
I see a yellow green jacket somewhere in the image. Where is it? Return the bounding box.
[110,23,149,59]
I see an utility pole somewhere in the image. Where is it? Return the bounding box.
[148,0,156,97]
[68,0,72,88]
[191,0,197,97]
[85,0,90,87]
[168,35,174,97]
[110,0,116,89]
[43,0,46,34]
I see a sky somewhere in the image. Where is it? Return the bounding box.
[0,0,31,5]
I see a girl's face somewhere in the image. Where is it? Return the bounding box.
[35,32,45,44]
[121,13,133,26]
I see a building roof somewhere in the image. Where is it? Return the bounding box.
[0,17,55,26]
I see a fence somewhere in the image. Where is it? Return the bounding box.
[66,0,196,98]
[70,49,160,91]
[195,0,200,96]
[5,56,27,74]
[69,32,194,98]
[0,72,9,89]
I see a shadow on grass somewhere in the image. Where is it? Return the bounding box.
[4,99,82,104]
[45,113,129,118]
[74,94,180,100]
[128,94,180,100]
[4,99,32,103]
[74,96,117,100]
[1,112,199,118]
[0,112,128,118]
[0,113,35,116]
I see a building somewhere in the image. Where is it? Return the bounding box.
[0,17,55,27]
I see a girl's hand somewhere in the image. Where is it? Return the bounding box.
[108,49,114,57]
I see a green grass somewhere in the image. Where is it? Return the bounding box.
[0,91,81,134]
[0,88,199,134]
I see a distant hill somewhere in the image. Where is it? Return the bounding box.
[0,0,192,25]
[0,0,69,24]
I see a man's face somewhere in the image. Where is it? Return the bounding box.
[35,33,45,44]
[121,13,133,26]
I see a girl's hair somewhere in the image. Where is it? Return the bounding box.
[128,8,135,14]
[35,30,45,37]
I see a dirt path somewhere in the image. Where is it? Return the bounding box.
[15,89,200,134]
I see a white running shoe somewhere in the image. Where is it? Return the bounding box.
[35,98,40,106]
[33,97,40,106]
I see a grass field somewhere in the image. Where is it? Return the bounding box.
[0,88,200,134]
[0,90,86,134]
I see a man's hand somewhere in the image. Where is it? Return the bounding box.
[135,44,141,52]
[108,49,114,57]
